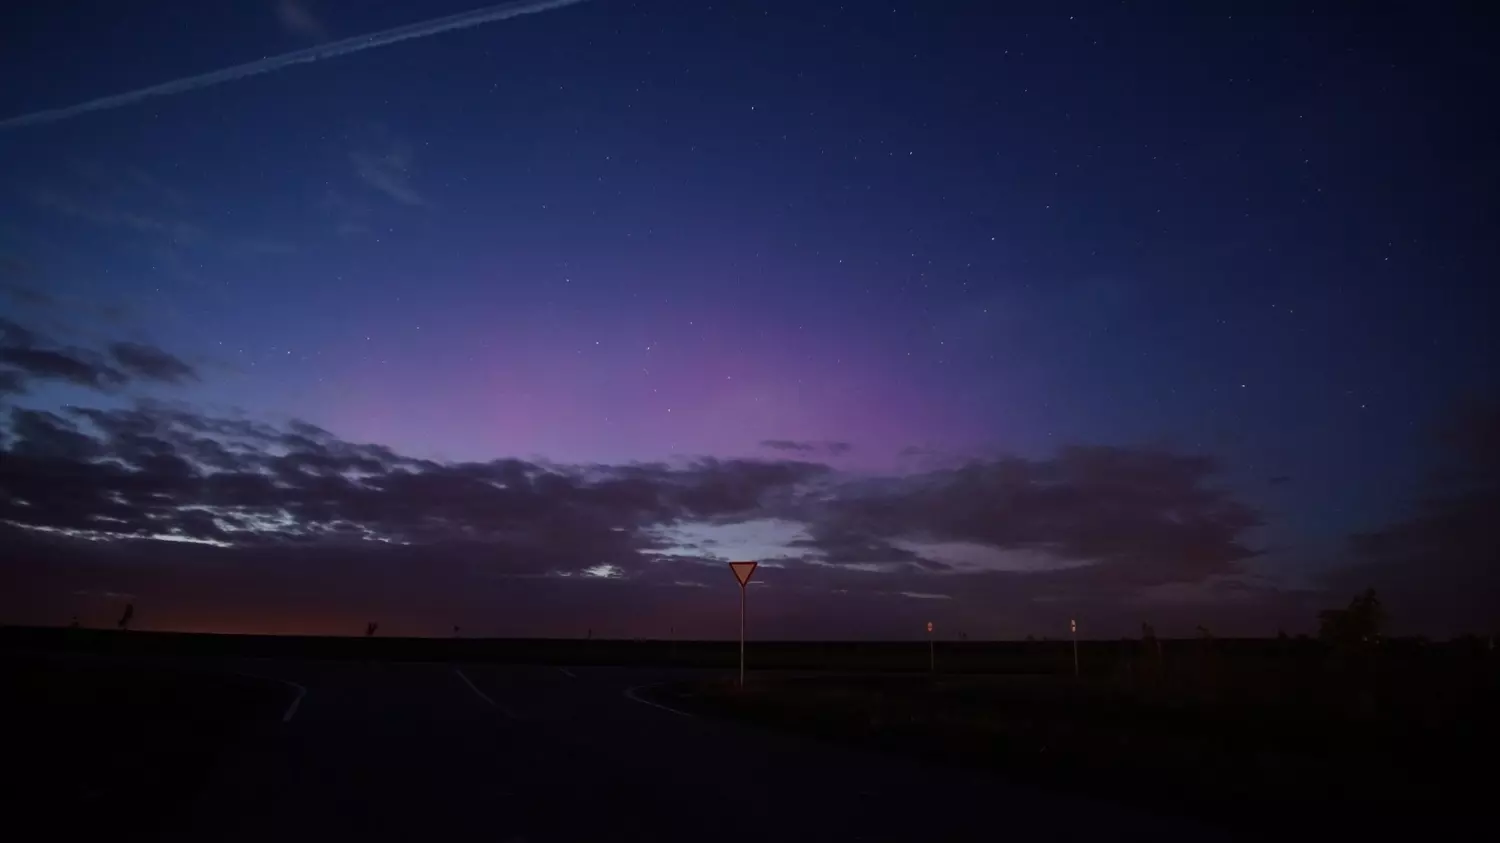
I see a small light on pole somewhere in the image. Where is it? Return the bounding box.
[927,620,935,674]
[1070,618,1079,680]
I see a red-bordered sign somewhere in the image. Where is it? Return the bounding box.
[729,560,758,587]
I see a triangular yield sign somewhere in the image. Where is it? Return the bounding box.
[729,560,758,587]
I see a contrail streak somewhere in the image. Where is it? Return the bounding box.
[0,0,592,131]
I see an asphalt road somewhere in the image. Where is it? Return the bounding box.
[153,659,1246,842]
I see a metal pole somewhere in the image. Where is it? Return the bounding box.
[1072,631,1079,680]
[929,633,935,674]
[738,585,746,687]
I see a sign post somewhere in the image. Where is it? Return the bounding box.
[729,561,758,687]
[927,620,935,673]
[1070,618,1079,680]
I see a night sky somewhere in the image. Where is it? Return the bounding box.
[1,1,1494,638]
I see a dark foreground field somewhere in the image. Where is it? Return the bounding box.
[5,625,1495,840]
[648,649,1499,835]
[5,652,295,840]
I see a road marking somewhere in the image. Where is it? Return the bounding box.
[281,681,308,722]
[557,666,577,679]
[235,672,307,723]
[453,667,519,718]
[623,683,693,718]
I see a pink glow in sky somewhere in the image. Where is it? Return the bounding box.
[307,303,996,470]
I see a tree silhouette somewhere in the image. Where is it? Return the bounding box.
[1318,588,1386,646]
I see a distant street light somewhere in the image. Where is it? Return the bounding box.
[1070,618,1079,679]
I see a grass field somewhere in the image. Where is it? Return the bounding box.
[647,649,1498,834]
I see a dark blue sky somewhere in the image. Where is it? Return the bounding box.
[0,1,1493,637]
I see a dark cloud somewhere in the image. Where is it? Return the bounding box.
[287,418,334,440]
[668,458,832,518]
[761,439,815,452]
[0,378,1295,636]
[0,316,41,346]
[1,405,828,557]
[0,320,199,392]
[9,409,107,461]
[0,370,25,396]
[760,439,853,456]
[0,346,124,389]
[788,526,950,572]
[108,342,198,383]
[818,447,1261,588]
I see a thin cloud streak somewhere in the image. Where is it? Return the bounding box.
[0,0,593,131]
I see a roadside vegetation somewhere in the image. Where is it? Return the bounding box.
[651,590,1497,834]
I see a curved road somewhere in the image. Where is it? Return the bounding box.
[166,660,1246,842]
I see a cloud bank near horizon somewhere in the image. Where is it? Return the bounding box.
[1,315,1491,639]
